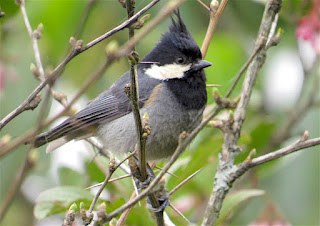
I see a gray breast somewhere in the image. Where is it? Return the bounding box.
[97,85,204,161]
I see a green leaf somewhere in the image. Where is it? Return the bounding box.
[34,186,94,220]
[217,189,266,225]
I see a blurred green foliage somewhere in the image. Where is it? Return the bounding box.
[0,0,319,225]
[34,186,94,220]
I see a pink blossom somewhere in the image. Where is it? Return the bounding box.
[296,0,320,54]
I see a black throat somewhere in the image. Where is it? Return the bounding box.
[165,71,207,110]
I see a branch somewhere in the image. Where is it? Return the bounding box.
[201,0,228,58]
[0,0,165,157]
[125,2,166,224]
[88,152,136,215]
[19,0,69,109]
[0,93,41,131]
[216,133,320,198]
[199,134,320,225]
[0,60,111,158]
[19,0,46,81]
[0,0,160,132]
[202,0,283,225]
[82,0,160,53]
[249,135,320,167]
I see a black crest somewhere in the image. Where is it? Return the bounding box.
[142,9,202,65]
[169,10,190,35]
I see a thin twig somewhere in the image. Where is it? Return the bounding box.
[127,58,147,180]
[201,0,229,58]
[0,60,110,158]
[225,45,263,98]
[20,0,69,109]
[19,0,46,80]
[249,136,320,167]
[88,152,136,213]
[169,204,191,224]
[154,166,180,179]
[197,0,210,11]
[82,0,161,52]
[0,68,51,221]
[85,174,132,190]
[199,135,320,226]
[104,133,190,220]
[125,0,148,183]
[92,156,130,196]
[225,134,320,190]
[169,168,203,195]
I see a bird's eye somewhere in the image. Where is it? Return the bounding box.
[176,57,184,64]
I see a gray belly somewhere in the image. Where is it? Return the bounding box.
[97,99,204,161]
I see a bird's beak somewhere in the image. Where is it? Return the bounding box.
[190,60,212,72]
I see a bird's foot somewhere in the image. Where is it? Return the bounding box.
[146,189,170,212]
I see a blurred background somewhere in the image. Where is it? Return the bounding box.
[0,0,319,225]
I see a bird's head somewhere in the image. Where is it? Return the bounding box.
[142,10,212,81]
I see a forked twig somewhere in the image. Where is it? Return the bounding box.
[88,152,136,213]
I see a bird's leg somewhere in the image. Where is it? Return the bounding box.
[134,161,155,192]
[129,156,170,212]
[129,155,154,191]
[146,188,170,213]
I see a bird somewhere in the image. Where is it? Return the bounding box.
[31,11,212,161]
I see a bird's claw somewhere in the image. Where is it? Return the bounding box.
[146,190,170,212]
[135,174,153,192]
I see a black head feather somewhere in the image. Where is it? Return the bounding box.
[142,10,202,65]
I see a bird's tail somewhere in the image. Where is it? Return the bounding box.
[32,132,50,148]
[27,130,70,153]
[26,119,74,150]
[26,118,94,152]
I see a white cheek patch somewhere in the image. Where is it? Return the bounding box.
[145,63,191,80]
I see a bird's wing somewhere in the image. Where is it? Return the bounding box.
[34,90,131,147]
[34,70,162,148]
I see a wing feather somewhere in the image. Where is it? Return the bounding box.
[33,68,162,148]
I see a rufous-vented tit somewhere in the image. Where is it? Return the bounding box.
[32,11,212,161]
